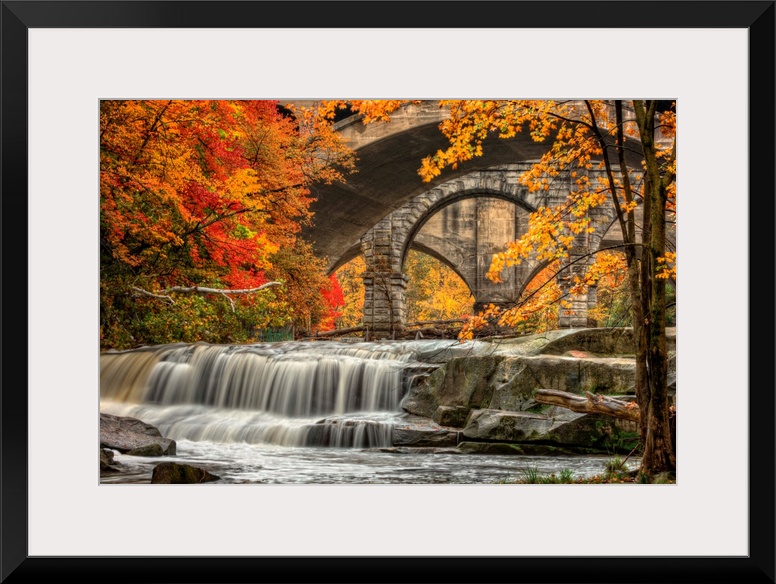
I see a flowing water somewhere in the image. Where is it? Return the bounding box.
[100,340,639,484]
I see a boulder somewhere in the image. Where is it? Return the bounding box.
[100,448,122,473]
[151,462,220,484]
[432,405,470,428]
[538,326,676,356]
[461,408,640,453]
[462,410,557,441]
[544,414,640,452]
[100,412,176,455]
[401,356,500,417]
[403,353,638,422]
[392,426,460,447]
[126,443,165,457]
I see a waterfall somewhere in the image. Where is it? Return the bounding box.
[100,341,420,449]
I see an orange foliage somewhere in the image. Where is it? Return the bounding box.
[100,100,356,347]
[337,99,676,341]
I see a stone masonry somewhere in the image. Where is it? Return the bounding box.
[360,165,641,336]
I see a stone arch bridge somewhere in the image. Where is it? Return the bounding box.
[288,100,667,336]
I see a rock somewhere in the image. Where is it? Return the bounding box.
[544,414,640,452]
[460,408,640,453]
[462,409,556,441]
[400,366,446,418]
[455,441,591,456]
[100,412,176,455]
[151,462,220,484]
[393,426,460,447]
[459,410,638,455]
[401,356,500,417]
[100,448,121,473]
[403,353,637,424]
[397,327,675,450]
[126,443,165,457]
[432,405,470,427]
[539,327,636,355]
[538,326,676,356]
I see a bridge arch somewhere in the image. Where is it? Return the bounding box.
[397,183,537,267]
[293,99,651,276]
[287,100,661,337]
[407,241,472,290]
[358,167,560,335]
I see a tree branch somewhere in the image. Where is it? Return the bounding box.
[131,281,283,311]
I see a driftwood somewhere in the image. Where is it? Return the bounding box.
[534,389,640,422]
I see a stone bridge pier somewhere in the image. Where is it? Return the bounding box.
[360,215,409,337]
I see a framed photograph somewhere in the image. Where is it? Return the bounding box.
[3,1,774,582]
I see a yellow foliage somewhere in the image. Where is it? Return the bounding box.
[324,99,677,345]
[656,252,677,280]
[404,250,474,322]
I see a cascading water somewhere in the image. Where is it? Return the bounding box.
[100,340,424,449]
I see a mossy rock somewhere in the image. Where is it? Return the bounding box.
[100,448,121,473]
[432,405,470,428]
[151,462,220,484]
[126,443,164,457]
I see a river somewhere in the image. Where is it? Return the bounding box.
[100,339,640,484]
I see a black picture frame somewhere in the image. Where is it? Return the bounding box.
[2,1,774,582]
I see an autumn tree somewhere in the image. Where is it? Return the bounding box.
[100,99,354,349]
[327,99,676,477]
[404,250,474,322]
[267,239,345,334]
[333,256,367,329]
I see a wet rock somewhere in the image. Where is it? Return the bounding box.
[392,426,460,447]
[403,352,638,422]
[461,408,640,454]
[545,414,640,453]
[432,405,470,427]
[100,412,176,455]
[151,462,220,484]
[100,448,122,473]
[402,356,500,417]
[126,443,165,457]
[462,409,556,441]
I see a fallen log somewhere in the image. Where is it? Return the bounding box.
[534,389,640,422]
[306,326,367,338]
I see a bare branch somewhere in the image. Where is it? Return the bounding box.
[131,282,283,312]
[154,282,282,295]
[130,288,175,304]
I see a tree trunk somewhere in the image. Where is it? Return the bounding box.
[612,101,650,445]
[634,100,676,475]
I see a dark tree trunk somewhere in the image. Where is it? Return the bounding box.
[634,100,676,475]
